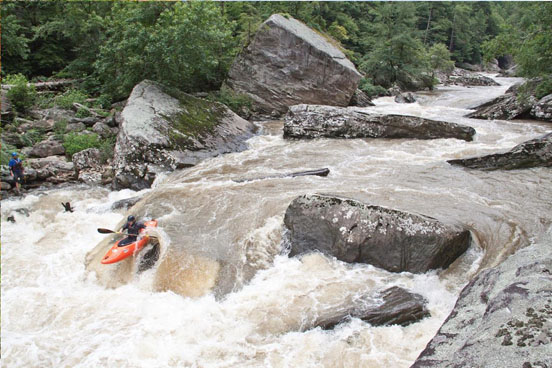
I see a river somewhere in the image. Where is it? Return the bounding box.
[2,77,551,367]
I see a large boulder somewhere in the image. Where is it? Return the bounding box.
[316,286,430,330]
[466,79,549,121]
[226,14,361,117]
[531,94,552,121]
[26,155,75,184]
[112,80,257,190]
[284,105,476,141]
[284,194,471,273]
[411,237,552,368]
[448,132,552,170]
[349,89,375,107]
[29,139,65,158]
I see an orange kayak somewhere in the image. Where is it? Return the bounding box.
[101,220,158,264]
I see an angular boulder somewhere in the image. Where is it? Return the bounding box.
[284,105,476,141]
[29,140,65,158]
[411,237,552,368]
[531,94,552,121]
[395,92,417,104]
[284,194,471,273]
[226,14,361,117]
[317,286,430,330]
[448,133,552,170]
[349,89,375,107]
[112,80,257,190]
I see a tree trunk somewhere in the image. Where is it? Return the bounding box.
[449,12,456,52]
[424,5,433,46]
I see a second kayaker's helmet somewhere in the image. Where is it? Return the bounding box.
[127,215,136,223]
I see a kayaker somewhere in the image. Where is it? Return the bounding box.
[119,215,146,246]
[8,152,24,195]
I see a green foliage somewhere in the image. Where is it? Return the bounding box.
[207,85,252,114]
[358,78,388,98]
[535,77,552,100]
[20,128,45,147]
[62,132,101,159]
[36,92,56,109]
[428,43,455,73]
[54,89,88,109]
[94,94,112,110]
[75,107,91,118]
[94,2,236,99]
[1,141,19,166]
[98,136,116,163]
[4,74,36,113]
[53,119,68,141]
[0,3,31,76]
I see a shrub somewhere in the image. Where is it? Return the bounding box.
[98,136,116,163]
[207,85,252,115]
[358,78,388,98]
[535,77,552,100]
[94,94,112,110]
[1,141,18,166]
[63,132,101,159]
[53,119,68,141]
[54,89,88,109]
[20,128,45,147]
[75,107,91,118]
[4,74,36,112]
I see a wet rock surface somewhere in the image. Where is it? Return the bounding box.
[448,132,552,170]
[284,194,471,273]
[411,237,552,368]
[284,104,476,141]
[112,80,257,190]
[227,14,361,117]
[316,286,430,330]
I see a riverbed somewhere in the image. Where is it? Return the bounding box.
[2,77,551,367]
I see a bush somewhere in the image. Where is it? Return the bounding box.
[54,89,88,109]
[63,132,101,159]
[53,119,68,141]
[1,141,18,166]
[207,85,252,114]
[75,107,91,118]
[535,77,552,100]
[358,78,388,98]
[94,94,112,110]
[98,136,116,163]
[20,128,45,147]
[4,74,36,112]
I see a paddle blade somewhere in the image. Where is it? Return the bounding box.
[97,228,116,234]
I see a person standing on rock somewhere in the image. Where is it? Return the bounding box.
[8,152,24,195]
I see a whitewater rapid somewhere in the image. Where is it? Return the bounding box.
[2,77,551,367]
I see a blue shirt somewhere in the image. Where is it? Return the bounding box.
[9,158,24,175]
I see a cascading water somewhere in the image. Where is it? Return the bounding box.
[2,77,551,367]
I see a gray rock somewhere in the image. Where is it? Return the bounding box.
[531,94,552,121]
[69,116,98,127]
[111,195,143,210]
[349,89,375,107]
[32,107,75,122]
[25,156,75,184]
[411,236,552,368]
[395,93,417,104]
[316,286,430,330]
[284,104,476,141]
[65,122,86,133]
[92,121,113,138]
[1,181,12,191]
[72,148,102,172]
[447,68,500,87]
[2,132,25,148]
[227,14,361,117]
[29,140,65,158]
[112,80,257,190]
[448,132,552,170]
[284,194,471,273]
[466,93,535,120]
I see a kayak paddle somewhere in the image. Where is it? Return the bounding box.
[97,228,123,234]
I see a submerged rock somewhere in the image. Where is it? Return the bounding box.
[316,286,430,330]
[227,14,361,117]
[284,104,475,141]
[112,80,257,190]
[411,236,552,368]
[448,133,552,170]
[395,92,417,104]
[284,194,471,273]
